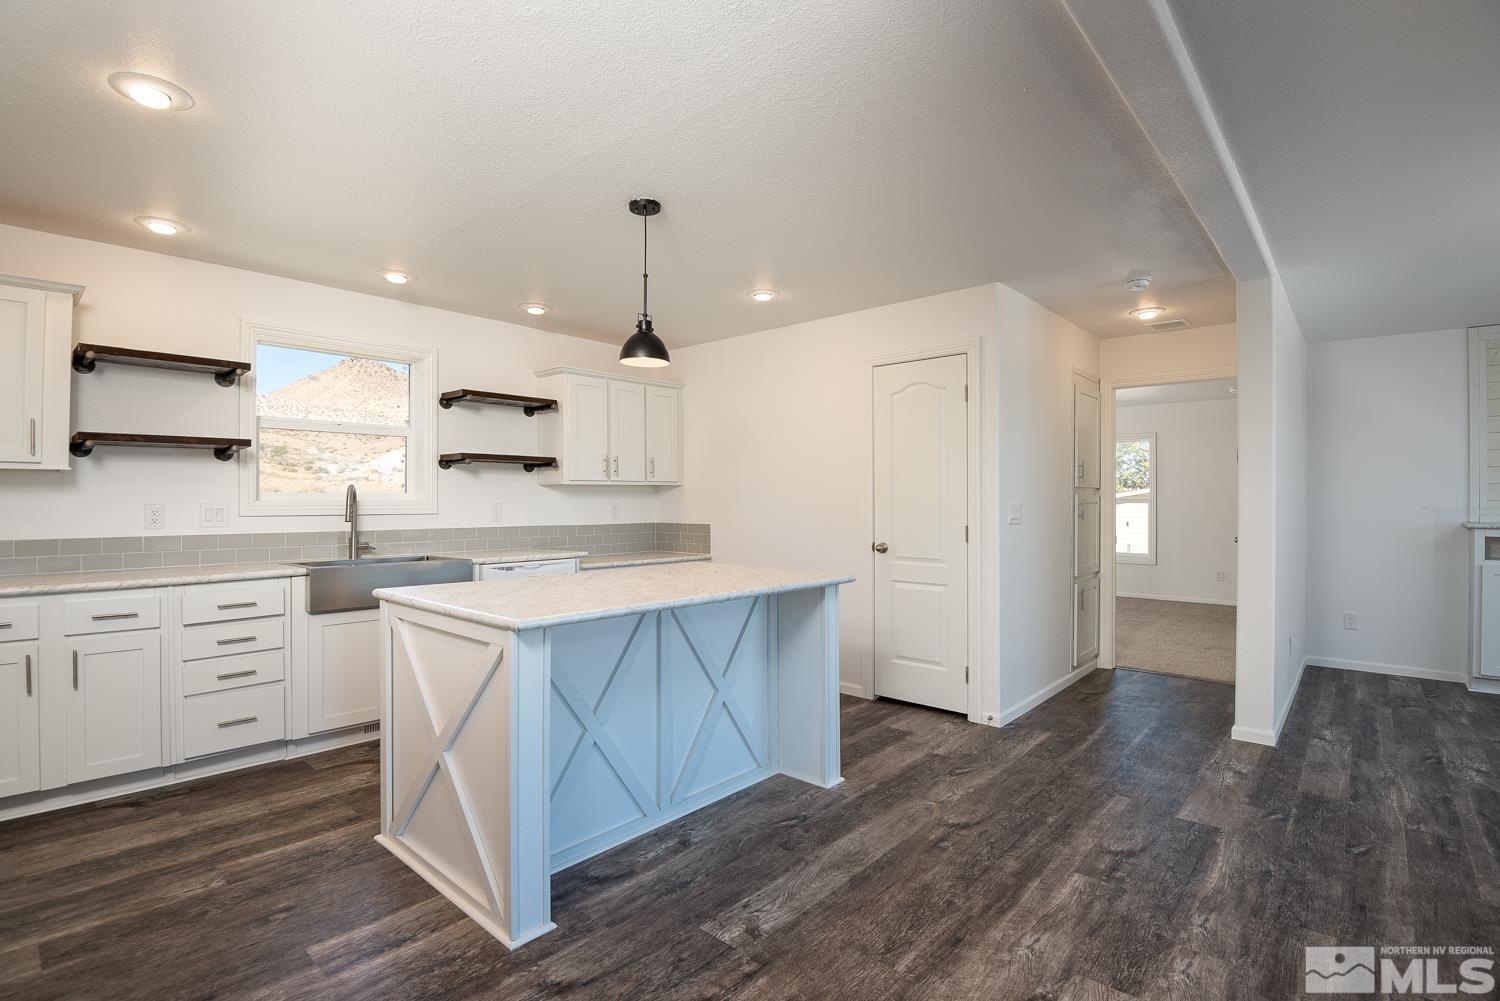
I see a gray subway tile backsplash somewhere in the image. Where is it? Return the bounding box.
[0,522,709,576]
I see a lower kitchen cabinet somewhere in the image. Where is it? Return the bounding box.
[304,607,381,734]
[0,641,41,797]
[65,630,164,783]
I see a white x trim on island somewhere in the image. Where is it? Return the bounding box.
[373,562,853,949]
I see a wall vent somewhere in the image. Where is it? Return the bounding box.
[363,722,381,735]
[1147,318,1192,332]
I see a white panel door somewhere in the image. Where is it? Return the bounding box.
[1075,494,1101,578]
[1074,380,1101,490]
[569,375,611,482]
[609,380,647,483]
[0,642,41,798]
[872,354,969,714]
[306,608,381,733]
[0,286,47,464]
[65,631,163,782]
[1074,578,1100,667]
[645,385,681,484]
[1481,564,1500,679]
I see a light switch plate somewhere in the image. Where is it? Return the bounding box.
[491,502,504,523]
[1007,502,1022,526]
[198,503,228,528]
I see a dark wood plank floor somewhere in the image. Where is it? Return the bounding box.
[3,666,1498,1001]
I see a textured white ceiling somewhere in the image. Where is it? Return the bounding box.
[0,1,1236,345]
[1167,0,1500,342]
[1116,377,1236,407]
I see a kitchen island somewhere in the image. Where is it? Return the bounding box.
[373,561,852,948]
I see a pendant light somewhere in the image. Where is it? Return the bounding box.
[619,197,671,367]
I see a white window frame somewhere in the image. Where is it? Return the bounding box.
[238,319,437,516]
[1114,431,1157,566]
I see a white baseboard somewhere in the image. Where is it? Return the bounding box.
[1115,591,1237,607]
[1304,655,1468,687]
[839,680,869,699]
[993,660,1097,727]
[1230,724,1277,746]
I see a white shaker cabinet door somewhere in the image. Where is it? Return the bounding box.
[0,286,47,464]
[65,631,164,783]
[609,380,647,483]
[646,385,681,484]
[0,642,41,798]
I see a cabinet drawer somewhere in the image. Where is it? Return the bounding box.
[181,617,284,661]
[0,603,39,641]
[181,649,286,696]
[181,584,286,626]
[181,683,287,758]
[64,593,160,635]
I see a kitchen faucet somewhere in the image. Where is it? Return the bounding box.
[345,484,373,559]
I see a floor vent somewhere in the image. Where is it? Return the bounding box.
[1148,317,1192,332]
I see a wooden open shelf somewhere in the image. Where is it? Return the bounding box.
[69,432,251,462]
[72,343,252,387]
[438,453,557,472]
[438,389,557,415]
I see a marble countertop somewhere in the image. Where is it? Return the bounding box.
[376,561,853,631]
[438,548,588,565]
[580,551,711,570]
[0,562,309,597]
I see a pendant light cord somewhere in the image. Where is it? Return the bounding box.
[641,210,650,319]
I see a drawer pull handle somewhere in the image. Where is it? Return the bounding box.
[72,649,79,690]
[24,654,32,696]
[216,601,259,610]
[0,622,11,629]
[217,635,258,646]
[216,669,258,681]
[217,716,258,728]
[92,612,139,621]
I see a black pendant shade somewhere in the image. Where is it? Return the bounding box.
[620,197,670,367]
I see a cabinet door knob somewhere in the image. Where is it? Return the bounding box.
[872,542,889,554]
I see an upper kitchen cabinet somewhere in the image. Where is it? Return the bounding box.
[535,368,682,486]
[0,274,83,471]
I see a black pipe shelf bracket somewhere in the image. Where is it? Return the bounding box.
[72,343,252,387]
[438,389,558,416]
[438,453,558,472]
[69,432,251,462]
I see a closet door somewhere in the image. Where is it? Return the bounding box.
[1074,380,1101,489]
[1074,494,1101,578]
[1073,579,1100,667]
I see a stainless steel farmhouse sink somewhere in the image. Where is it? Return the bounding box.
[294,555,474,614]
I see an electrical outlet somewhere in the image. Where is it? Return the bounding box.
[1215,569,1226,583]
[491,502,504,523]
[1343,611,1360,631]
[198,503,228,528]
[1007,502,1022,526]
[611,502,621,521]
[144,503,166,531]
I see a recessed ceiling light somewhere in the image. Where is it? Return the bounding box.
[134,216,189,236]
[519,303,550,316]
[377,269,413,285]
[748,289,780,302]
[1130,306,1167,321]
[107,72,194,111]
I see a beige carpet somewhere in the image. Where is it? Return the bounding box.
[1114,596,1236,685]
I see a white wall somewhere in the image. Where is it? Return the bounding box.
[0,224,663,538]
[1115,398,1237,604]
[1099,322,1237,381]
[1307,328,1469,682]
[658,283,1099,724]
[1271,277,1308,732]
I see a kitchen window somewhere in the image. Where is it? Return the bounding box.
[1115,432,1156,565]
[239,321,436,515]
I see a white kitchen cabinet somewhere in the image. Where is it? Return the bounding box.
[609,380,647,482]
[646,383,682,484]
[65,630,164,782]
[0,641,41,798]
[0,274,82,470]
[304,607,381,734]
[536,367,683,485]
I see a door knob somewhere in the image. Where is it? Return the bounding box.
[872,542,889,553]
